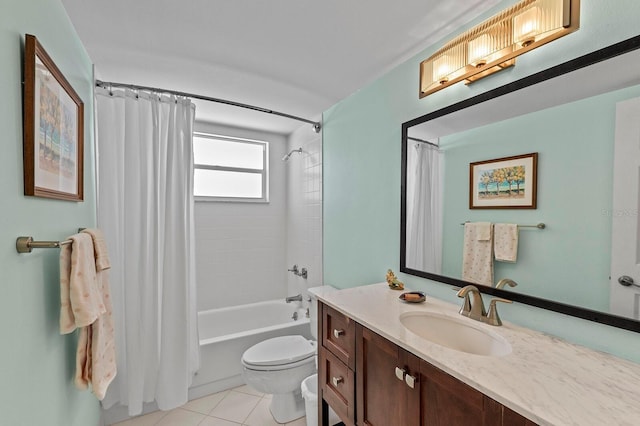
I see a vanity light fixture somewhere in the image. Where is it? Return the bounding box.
[419,0,580,98]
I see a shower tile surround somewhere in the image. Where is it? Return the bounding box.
[192,121,322,312]
[286,124,323,300]
[193,122,289,310]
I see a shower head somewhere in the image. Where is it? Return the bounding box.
[282,147,303,161]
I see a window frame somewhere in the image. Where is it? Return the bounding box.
[193,132,269,203]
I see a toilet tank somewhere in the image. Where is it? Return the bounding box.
[308,285,337,340]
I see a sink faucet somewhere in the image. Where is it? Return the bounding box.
[496,278,518,289]
[285,294,303,303]
[457,285,512,326]
[456,285,486,321]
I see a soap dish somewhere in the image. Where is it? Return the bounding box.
[399,291,426,303]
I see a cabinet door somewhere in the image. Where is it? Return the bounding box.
[420,360,501,426]
[356,325,420,426]
[502,406,538,426]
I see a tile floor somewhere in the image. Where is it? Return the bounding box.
[112,385,307,426]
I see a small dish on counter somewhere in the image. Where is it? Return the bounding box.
[399,291,426,303]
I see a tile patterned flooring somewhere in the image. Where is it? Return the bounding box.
[112,385,307,426]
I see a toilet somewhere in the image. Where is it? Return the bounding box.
[241,287,330,423]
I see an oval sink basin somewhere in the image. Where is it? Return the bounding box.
[399,311,512,357]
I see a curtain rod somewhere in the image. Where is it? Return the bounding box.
[407,136,439,148]
[95,80,322,133]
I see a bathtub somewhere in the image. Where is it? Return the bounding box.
[189,299,312,400]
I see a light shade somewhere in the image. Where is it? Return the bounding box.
[420,0,579,98]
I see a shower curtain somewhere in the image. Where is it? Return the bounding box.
[406,142,443,273]
[95,87,199,415]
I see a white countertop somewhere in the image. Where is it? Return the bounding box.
[311,283,640,426]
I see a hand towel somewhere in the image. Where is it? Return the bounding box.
[462,222,494,286]
[59,233,105,334]
[475,221,492,241]
[59,230,116,400]
[494,223,519,262]
[80,228,116,400]
[81,228,111,271]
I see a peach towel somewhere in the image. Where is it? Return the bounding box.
[59,229,116,400]
[59,233,104,333]
[494,223,519,262]
[462,222,494,286]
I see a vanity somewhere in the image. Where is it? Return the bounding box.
[313,284,640,426]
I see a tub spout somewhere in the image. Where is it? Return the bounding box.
[285,294,303,303]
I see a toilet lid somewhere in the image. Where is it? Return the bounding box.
[242,335,316,367]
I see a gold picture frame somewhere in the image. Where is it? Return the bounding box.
[23,34,84,201]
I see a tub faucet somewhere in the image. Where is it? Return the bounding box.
[285,294,303,303]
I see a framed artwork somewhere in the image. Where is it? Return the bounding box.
[469,152,537,209]
[23,34,84,201]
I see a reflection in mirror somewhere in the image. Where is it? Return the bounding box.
[401,36,640,331]
[405,138,442,273]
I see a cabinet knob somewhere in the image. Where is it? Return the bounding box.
[405,373,417,389]
[395,367,406,381]
[333,329,345,338]
[331,376,344,387]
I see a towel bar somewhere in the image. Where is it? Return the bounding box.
[16,229,86,253]
[460,222,546,229]
[16,236,72,253]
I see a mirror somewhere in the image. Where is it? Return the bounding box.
[401,36,640,332]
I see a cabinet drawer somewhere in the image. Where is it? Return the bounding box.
[322,304,355,368]
[320,347,355,425]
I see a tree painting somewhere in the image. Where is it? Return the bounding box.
[477,165,527,199]
[37,68,76,178]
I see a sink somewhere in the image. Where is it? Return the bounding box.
[399,311,512,357]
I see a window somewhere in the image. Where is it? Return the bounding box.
[193,133,269,202]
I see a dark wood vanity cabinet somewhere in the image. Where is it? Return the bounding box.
[356,324,420,426]
[319,303,357,426]
[318,301,536,426]
[420,359,535,425]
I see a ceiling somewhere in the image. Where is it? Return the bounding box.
[61,0,502,134]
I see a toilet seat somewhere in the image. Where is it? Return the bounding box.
[242,335,316,370]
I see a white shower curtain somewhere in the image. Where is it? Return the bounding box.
[95,87,199,415]
[406,142,443,273]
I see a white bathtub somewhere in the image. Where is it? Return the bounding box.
[189,299,312,400]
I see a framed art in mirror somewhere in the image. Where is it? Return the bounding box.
[23,34,84,201]
[469,152,537,209]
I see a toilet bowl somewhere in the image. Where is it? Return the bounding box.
[241,286,336,423]
[241,335,317,423]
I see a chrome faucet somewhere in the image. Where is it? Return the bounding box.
[457,285,512,326]
[287,264,308,279]
[496,278,518,290]
[285,294,303,303]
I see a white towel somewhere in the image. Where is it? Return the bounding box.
[462,222,494,286]
[494,223,519,262]
[475,222,492,241]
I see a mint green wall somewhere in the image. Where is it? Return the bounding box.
[439,85,640,312]
[323,0,640,363]
[0,1,100,424]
